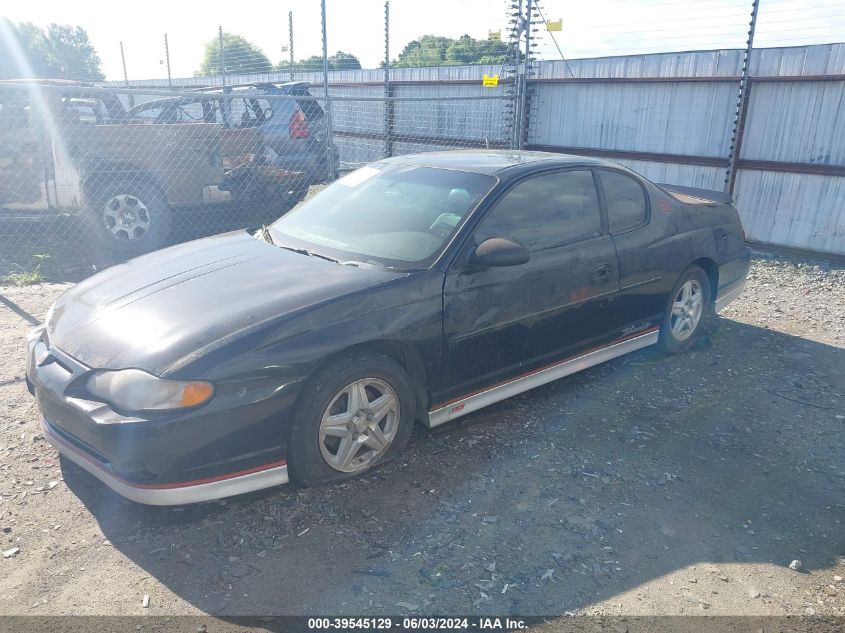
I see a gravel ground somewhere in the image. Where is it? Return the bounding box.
[0,254,843,619]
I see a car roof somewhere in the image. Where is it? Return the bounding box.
[379,150,618,175]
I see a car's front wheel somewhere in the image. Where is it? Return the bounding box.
[287,353,416,486]
[658,265,712,353]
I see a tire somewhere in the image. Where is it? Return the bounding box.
[658,265,712,354]
[87,179,171,259]
[287,353,416,487]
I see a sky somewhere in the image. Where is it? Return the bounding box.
[3,0,844,81]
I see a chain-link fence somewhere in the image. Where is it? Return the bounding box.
[0,79,517,278]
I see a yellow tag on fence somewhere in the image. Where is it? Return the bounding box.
[482,74,499,87]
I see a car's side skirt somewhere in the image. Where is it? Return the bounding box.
[427,328,659,428]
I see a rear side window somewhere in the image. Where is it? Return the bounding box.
[600,170,648,233]
[475,170,602,252]
[0,95,32,129]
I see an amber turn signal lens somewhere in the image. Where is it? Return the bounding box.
[180,381,214,407]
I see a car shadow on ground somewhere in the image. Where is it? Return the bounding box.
[60,318,844,615]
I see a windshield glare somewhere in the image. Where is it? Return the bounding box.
[270,164,496,269]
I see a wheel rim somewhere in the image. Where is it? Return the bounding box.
[102,194,151,241]
[670,279,704,342]
[318,378,400,473]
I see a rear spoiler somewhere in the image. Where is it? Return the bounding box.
[657,183,733,205]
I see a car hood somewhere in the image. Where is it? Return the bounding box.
[47,231,404,375]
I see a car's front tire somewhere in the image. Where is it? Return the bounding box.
[287,353,416,487]
[658,265,712,354]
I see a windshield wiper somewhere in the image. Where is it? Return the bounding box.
[278,245,340,264]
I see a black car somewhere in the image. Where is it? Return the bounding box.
[26,151,750,505]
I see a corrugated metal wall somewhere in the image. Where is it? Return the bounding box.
[110,44,845,256]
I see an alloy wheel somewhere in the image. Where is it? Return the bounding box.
[670,279,704,342]
[318,378,400,473]
[103,194,151,241]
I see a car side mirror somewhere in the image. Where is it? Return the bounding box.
[472,237,529,268]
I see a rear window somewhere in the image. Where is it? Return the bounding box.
[290,87,324,121]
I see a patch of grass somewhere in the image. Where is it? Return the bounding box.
[3,253,50,287]
[6,267,44,287]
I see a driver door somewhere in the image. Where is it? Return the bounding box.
[441,168,620,402]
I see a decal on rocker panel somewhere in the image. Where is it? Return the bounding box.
[448,403,466,415]
[621,321,653,336]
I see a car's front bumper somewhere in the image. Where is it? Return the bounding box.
[26,328,293,505]
[40,416,288,505]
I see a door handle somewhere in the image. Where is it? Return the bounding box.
[590,263,612,281]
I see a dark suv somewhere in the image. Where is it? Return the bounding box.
[126,82,337,207]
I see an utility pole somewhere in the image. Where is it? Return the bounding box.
[725,0,760,195]
[519,0,534,149]
[164,33,173,89]
[320,0,336,179]
[288,11,295,82]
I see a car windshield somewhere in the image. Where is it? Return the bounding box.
[269,164,496,270]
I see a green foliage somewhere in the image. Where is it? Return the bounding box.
[0,19,104,81]
[392,34,512,68]
[329,51,361,70]
[275,51,362,73]
[3,253,51,286]
[197,33,272,76]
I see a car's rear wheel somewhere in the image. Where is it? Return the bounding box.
[87,180,171,259]
[658,265,712,353]
[287,353,416,486]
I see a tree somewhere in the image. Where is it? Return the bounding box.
[42,24,104,81]
[329,51,361,70]
[0,19,103,81]
[275,51,362,73]
[197,34,272,76]
[392,34,512,68]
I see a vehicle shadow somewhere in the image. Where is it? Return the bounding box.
[61,318,844,615]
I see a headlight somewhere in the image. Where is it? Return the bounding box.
[86,369,213,412]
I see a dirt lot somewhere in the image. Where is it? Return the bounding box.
[0,255,843,619]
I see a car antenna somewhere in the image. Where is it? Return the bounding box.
[259,225,275,245]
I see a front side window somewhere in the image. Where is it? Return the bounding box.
[474,170,602,252]
[600,170,648,233]
[270,164,496,270]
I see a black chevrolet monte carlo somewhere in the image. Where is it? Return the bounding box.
[26,151,750,505]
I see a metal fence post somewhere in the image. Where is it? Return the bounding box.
[120,41,133,108]
[288,11,295,82]
[321,0,336,180]
[164,33,173,89]
[725,0,759,195]
[518,0,534,149]
[218,26,226,87]
[383,0,394,158]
